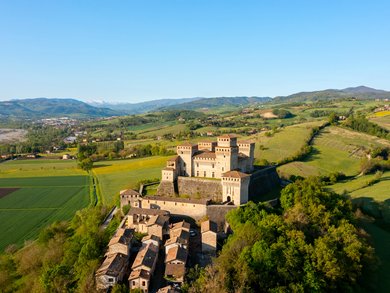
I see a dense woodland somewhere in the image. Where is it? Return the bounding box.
[187,178,376,293]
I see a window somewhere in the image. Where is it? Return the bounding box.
[212,164,214,168]
[108,278,114,283]
[212,172,215,178]
[196,163,199,167]
[142,281,146,286]
[196,171,199,176]
[204,171,206,177]
[222,167,224,171]
[133,281,136,286]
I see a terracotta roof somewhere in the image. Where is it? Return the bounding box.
[96,253,128,277]
[171,221,190,231]
[132,243,159,270]
[127,207,170,216]
[165,235,188,246]
[120,189,140,196]
[218,134,237,139]
[222,170,251,179]
[167,155,180,162]
[193,151,216,160]
[128,269,150,281]
[147,215,169,227]
[163,167,175,171]
[142,234,160,243]
[165,246,188,263]
[170,229,190,241]
[145,196,210,205]
[201,220,218,233]
[165,263,186,278]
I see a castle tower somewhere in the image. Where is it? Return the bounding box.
[177,143,198,177]
[237,141,255,172]
[221,171,250,205]
[215,135,238,176]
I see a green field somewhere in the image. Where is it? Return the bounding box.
[0,159,86,178]
[93,156,168,204]
[255,121,324,163]
[369,114,390,131]
[0,175,89,251]
[278,126,390,178]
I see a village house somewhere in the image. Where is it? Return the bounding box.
[165,245,188,283]
[105,228,133,257]
[124,207,170,240]
[201,220,218,255]
[142,234,160,247]
[129,243,159,292]
[120,189,141,208]
[95,253,128,290]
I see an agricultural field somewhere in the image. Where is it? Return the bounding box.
[0,159,85,178]
[369,112,390,131]
[278,126,390,178]
[0,175,89,251]
[92,156,168,204]
[255,120,324,163]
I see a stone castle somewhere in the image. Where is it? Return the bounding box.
[158,134,255,205]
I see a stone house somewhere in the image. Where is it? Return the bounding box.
[129,269,151,292]
[105,228,133,257]
[120,189,142,208]
[201,220,218,255]
[164,245,188,283]
[129,243,159,292]
[165,245,188,265]
[157,285,181,293]
[164,236,188,253]
[95,253,128,290]
[165,263,186,283]
[142,234,160,247]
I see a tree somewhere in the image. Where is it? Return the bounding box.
[78,158,93,171]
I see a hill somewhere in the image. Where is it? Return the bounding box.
[160,96,271,110]
[88,97,201,114]
[0,98,120,118]
[273,86,390,103]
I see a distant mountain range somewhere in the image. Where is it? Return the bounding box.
[273,86,390,103]
[0,98,120,119]
[1,86,388,119]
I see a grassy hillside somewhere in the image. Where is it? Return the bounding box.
[278,126,390,178]
[92,156,168,204]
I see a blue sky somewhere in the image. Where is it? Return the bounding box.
[0,1,389,102]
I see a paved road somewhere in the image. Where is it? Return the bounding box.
[101,206,118,230]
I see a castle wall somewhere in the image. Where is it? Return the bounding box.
[142,198,208,219]
[177,177,223,202]
[156,181,176,196]
[248,166,281,199]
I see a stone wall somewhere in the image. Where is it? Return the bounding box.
[177,177,222,202]
[156,181,176,196]
[249,166,280,199]
[206,205,237,231]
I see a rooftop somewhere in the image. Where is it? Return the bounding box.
[171,221,190,231]
[201,220,218,233]
[95,253,128,277]
[132,243,159,270]
[128,269,150,281]
[193,151,216,159]
[218,134,237,139]
[165,263,186,278]
[167,155,180,162]
[222,170,251,179]
[120,189,140,196]
[165,246,188,263]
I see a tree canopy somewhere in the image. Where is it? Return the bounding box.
[189,178,375,293]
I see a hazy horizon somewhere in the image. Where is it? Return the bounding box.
[1,1,389,103]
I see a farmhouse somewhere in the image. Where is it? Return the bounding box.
[157,134,254,205]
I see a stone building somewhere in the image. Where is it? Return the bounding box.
[201,220,218,255]
[105,228,133,257]
[95,253,128,290]
[120,189,141,208]
[157,134,255,205]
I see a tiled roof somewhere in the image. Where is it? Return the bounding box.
[171,221,190,231]
[165,263,186,277]
[120,189,140,196]
[222,170,251,179]
[178,142,197,147]
[165,246,188,263]
[128,269,150,280]
[167,155,180,162]
[96,253,128,277]
[201,220,218,233]
[131,243,159,270]
[170,229,190,241]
